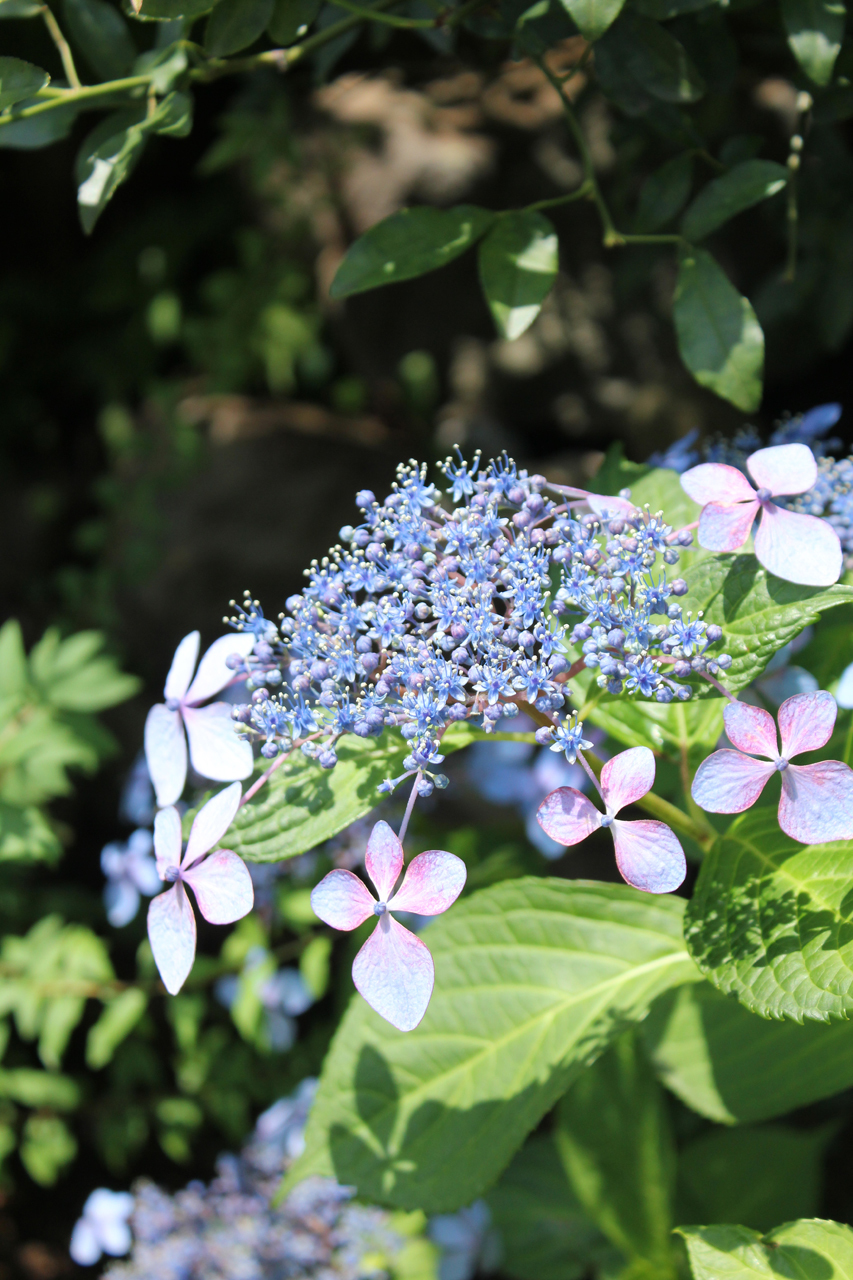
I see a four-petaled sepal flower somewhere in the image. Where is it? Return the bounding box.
[310,820,467,1031]
[691,691,853,844]
[536,746,686,893]
[681,443,842,586]
[147,782,254,994]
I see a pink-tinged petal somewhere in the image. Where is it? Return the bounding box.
[723,701,778,758]
[610,820,686,894]
[600,746,655,816]
[144,703,187,808]
[778,689,837,759]
[691,749,774,812]
[365,820,404,901]
[352,913,434,1032]
[697,500,759,553]
[585,493,638,519]
[183,850,254,924]
[387,850,467,915]
[164,631,200,702]
[147,883,197,996]
[746,443,817,497]
[778,761,853,844]
[536,787,601,846]
[311,869,376,930]
[681,462,756,506]
[184,633,255,706]
[183,702,254,783]
[153,806,183,879]
[182,781,242,870]
[754,504,842,587]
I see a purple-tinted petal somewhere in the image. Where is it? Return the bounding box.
[364,820,404,901]
[691,749,774,812]
[164,631,200,702]
[754,504,842,587]
[182,702,254,783]
[147,883,197,995]
[352,913,435,1032]
[746,443,817,497]
[183,850,254,924]
[610,819,686,894]
[697,500,759,553]
[600,746,655,816]
[585,493,638,519]
[777,689,837,760]
[779,761,853,844]
[182,781,242,870]
[153,805,182,879]
[311,869,376,930]
[144,703,187,808]
[536,787,601,846]
[387,850,467,915]
[723,701,778,758]
[184,633,255,706]
[681,462,756,506]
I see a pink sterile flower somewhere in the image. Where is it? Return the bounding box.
[310,820,467,1032]
[691,691,853,845]
[536,746,686,894]
[148,782,254,995]
[680,443,842,587]
[144,630,256,808]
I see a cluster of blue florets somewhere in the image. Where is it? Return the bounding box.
[222,453,726,780]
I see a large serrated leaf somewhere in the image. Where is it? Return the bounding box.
[677,1220,853,1280]
[673,248,764,412]
[681,160,788,243]
[283,879,700,1211]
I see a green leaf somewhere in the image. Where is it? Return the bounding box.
[644,982,853,1124]
[486,1134,610,1280]
[20,1115,77,1186]
[284,879,700,1211]
[685,807,853,1022]
[478,211,558,341]
[555,1031,677,1274]
[0,621,27,698]
[596,12,705,104]
[300,934,332,999]
[634,154,693,232]
[677,1220,853,1280]
[131,0,214,18]
[782,0,845,85]
[0,99,79,148]
[556,0,625,42]
[681,160,788,243]
[63,0,136,78]
[267,0,319,41]
[0,0,44,16]
[205,0,274,54]
[29,629,141,711]
[0,56,49,109]
[0,1068,81,1109]
[0,803,61,862]
[673,248,764,412]
[584,697,725,759]
[633,0,716,19]
[330,206,494,299]
[86,989,148,1069]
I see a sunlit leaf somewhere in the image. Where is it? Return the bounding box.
[673,248,764,411]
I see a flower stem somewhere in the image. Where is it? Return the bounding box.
[40,5,81,90]
[397,770,422,845]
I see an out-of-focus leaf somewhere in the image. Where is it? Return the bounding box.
[28,628,141,711]
[205,0,273,53]
[63,0,136,78]
[133,41,187,91]
[299,935,332,999]
[0,803,61,862]
[676,1220,853,1280]
[0,56,49,109]
[595,12,705,105]
[681,160,788,242]
[633,0,715,18]
[0,621,27,698]
[86,989,148,1068]
[330,206,494,298]
[130,0,215,19]
[478,211,558,340]
[557,0,625,41]
[634,153,693,232]
[0,1068,81,1110]
[20,1115,77,1185]
[0,0,44,16]
[782,0,845,85]
[673,248,764,411]
[267,0,319,41]
[0,99,79,148]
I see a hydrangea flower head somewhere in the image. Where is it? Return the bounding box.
[681,443,842,586]
[70,1188,134,1266]
[101,829,162,927]
[691,691,853,844]
[144,631,256,808]
[536,746,686,893]
[310,820,466,1031]
[148,782,254,994]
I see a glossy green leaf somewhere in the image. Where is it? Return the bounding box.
[205,0,273,54]
[677,1220,853,1280]
[556,1031,677,1275]
[673,248,764,411]
[782,0,846,85]
[86,989,148,1069]
[557,0,625,42]
[267,0,319,41]
[63,0,136,78]
[0,803,61,862]
[681,160,788,242]
[685,807,853,1022]
[596,12,705,105]
[634,154,693,232]
[330,206,494,299]
[478,211,558,341]
[644,982,853,1124]
[284,879,701,1211]
[0,56,49,110]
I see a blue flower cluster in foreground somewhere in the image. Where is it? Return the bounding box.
[222,453,726,781]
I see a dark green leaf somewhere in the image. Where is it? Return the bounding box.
[0,100,79,148]
[267,0,319,41]
[284,879,700,1210]
[0,0,43,17]
[86,989,148,1069]
[782,0,846,85]
[681,160,788,242]
[597,12,705,105]
[330,206,494,299]
[556,0,625,42]
[676,1221,853,1280]
[131,0,213,20]
[63,0,136,78]
[150,88,192,135]
[673,248,764,411]
[477,211,558,340]
[633,0,715,19]
[205,0,273,54]
[0,56,49,109]
[76,110,148,234]
[634,153,693,232]
[719,134,763,166]
[132,42,187,91]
